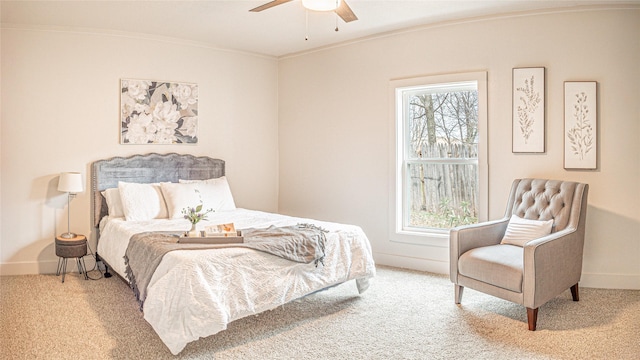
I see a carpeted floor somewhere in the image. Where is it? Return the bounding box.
[1,266,639,359]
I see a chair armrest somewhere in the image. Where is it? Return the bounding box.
[449,218,509,283]
[522,228,584,308]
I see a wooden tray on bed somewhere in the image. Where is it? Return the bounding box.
[177,230,244,244]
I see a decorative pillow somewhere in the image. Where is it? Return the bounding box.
[501,214,553,247]
[161,178,236,219]
[178,176,236,210]
[160,182,204,219]
[101,188,125,218]
[118,182,169,221]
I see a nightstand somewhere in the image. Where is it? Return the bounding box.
[55,234,88,283]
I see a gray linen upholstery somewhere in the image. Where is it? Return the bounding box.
[458,244,523,293]
[450,178,589,330]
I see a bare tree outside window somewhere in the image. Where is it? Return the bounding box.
[405,86,479,229]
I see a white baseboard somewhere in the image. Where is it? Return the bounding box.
[580,272,640,290]
[373,252,449,275]
[373,253,640,290]
[1,260,67,276]
[3,257,639,290]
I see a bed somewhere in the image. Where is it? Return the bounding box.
[91,153,376,355]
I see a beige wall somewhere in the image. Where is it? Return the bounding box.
[0,28,279,274]
[2,7,639,290]
[278,8,640,288]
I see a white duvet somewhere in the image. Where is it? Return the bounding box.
[97,208,376,355]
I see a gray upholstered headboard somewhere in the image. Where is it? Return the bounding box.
[91,153,225,228]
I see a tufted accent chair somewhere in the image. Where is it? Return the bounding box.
[450,179,589,330]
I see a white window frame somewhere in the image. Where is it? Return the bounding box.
[389,71,488,246]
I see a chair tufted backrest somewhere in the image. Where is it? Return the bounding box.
[505,179,587,233]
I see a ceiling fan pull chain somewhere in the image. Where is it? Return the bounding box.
[335,0,340,32]
[305,9,309,40]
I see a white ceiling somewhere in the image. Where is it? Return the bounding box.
[1,1,636,57]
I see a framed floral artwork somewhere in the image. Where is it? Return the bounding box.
[564,81,597,170]
[120,79,198,144]
[512,67,545,153]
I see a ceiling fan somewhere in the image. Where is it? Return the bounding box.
[250,0,358,23]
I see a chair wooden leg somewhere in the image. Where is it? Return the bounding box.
[570,283,579,301]
[455,285,464,304]
[527,307,538,331]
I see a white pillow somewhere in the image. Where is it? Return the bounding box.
[118,182,169,221]
[178,176,236,210]
[161,178,236,219]
[160,182,204,219]
[101,188,125,218]
[501,214,553,247]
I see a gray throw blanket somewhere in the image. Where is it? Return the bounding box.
[124,223,327,309]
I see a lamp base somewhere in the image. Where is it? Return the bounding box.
[59,232,77,239]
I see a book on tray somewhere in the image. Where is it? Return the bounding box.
[204,223,240,237]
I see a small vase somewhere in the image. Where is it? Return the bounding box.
[188,223,199,237]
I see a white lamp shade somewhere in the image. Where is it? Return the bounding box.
[58,172,84,193]
[302,0,341,11]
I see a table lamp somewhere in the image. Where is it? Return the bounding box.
[58,172,84,239]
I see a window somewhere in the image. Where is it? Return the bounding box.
[390,72,487,244]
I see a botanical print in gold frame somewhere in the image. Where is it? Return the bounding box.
[564,81,597,170]
[120,79,198,144]
[512,67,545,153]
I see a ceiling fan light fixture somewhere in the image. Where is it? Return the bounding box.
[301,0,341,12]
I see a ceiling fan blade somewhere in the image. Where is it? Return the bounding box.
[335,0,358,22]
[249,0,295,12]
